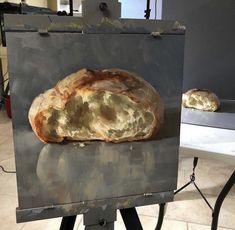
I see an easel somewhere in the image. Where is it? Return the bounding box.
[59,1,167,229]
[60,205,166,230]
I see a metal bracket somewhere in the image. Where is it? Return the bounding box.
[38,28,49,35]
[174,157,214,211]
[82,0,121,23]
[83,207,116,230]
[151,31,162,38]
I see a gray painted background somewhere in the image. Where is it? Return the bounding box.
[6,17,184,221]
[162,0,235,100]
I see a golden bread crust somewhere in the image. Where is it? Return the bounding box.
[182,88,220,112]
[29,69,164,143]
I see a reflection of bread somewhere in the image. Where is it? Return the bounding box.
[29,69,164,143]
[182,89,220,112]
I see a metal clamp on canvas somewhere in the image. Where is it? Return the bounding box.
[5,0,185,229]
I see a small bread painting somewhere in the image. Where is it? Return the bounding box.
[28,68,164,143]
[182,88,220,112]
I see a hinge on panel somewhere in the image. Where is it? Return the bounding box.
[150,31,161,38]
[143,192,153,197]
[38,28,49,35]
[173,21,186,31]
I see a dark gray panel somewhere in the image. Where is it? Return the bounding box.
[162,0,235,100]
[181,100,235,130]
[6,17,184,221]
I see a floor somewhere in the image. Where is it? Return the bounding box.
[0,110,234,230]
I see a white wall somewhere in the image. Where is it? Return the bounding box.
[55,0,162,19]
[0,47,8,88]
[0,0,163,18]
[120,0,162,19]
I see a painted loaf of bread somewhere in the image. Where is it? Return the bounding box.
[28,69,164,143]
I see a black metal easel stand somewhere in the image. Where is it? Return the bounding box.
[59,203,166,230]
[60,216,77,230]
[120,204,166,230]
[174,157,213,211]
[211,170,235,230]
[174,157,235,230]
[120,208,143,230]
